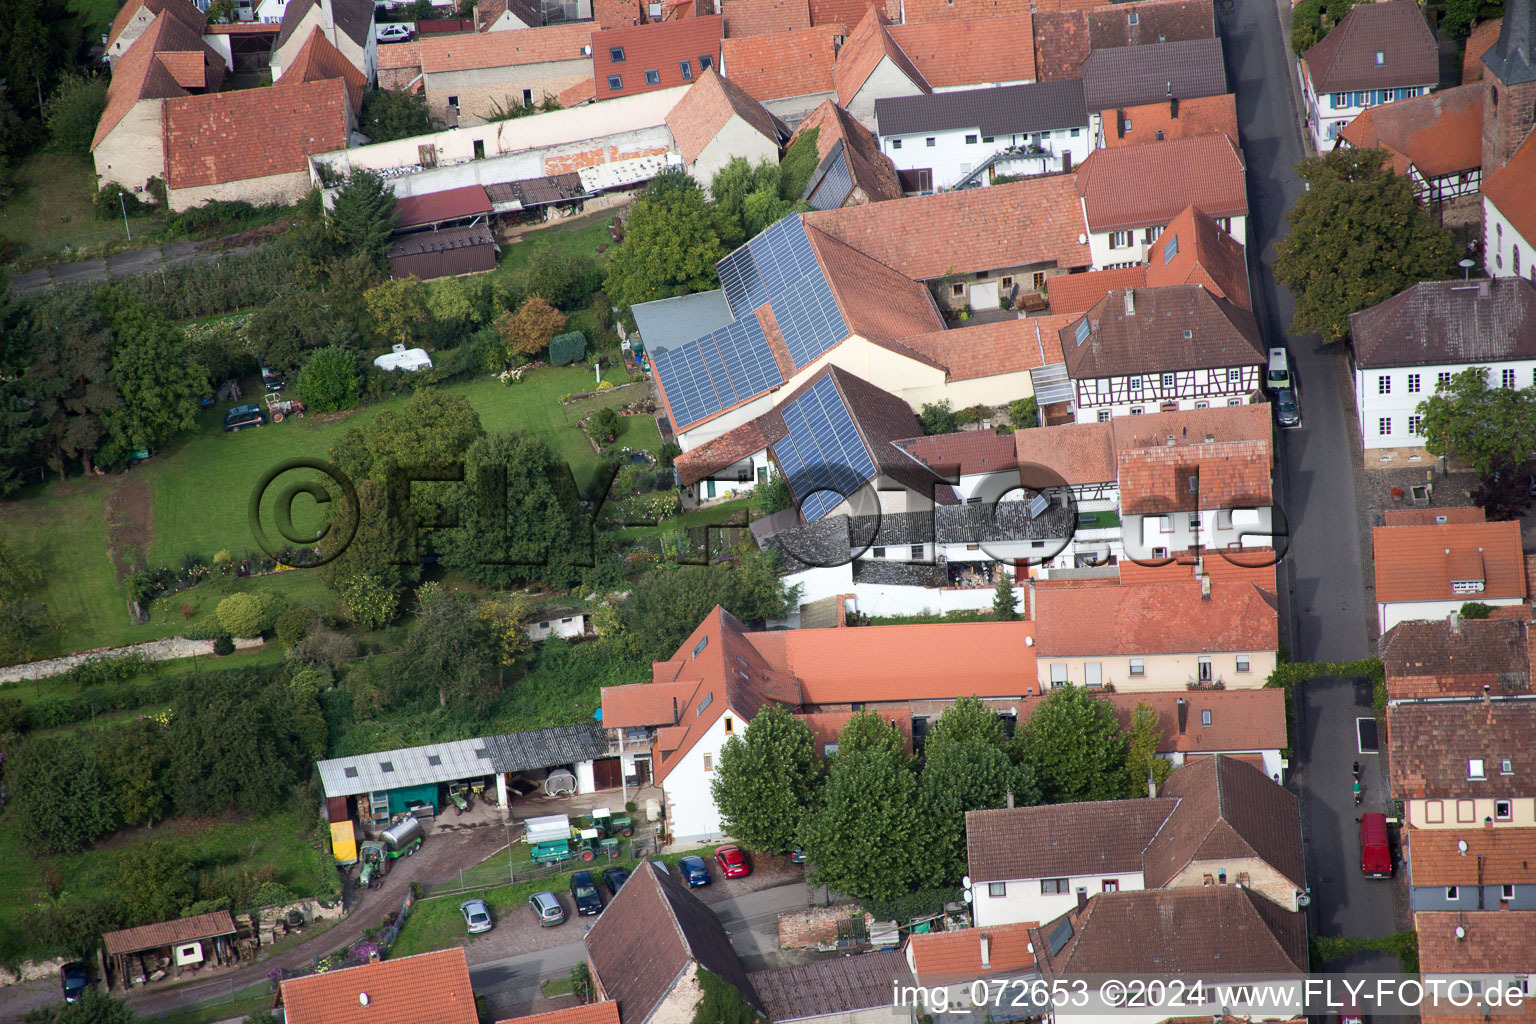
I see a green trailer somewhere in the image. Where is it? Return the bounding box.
[532,839,572,865]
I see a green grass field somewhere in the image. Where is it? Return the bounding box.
[0,808,331,966]
[489,211,616,285]
[0,154,168,268]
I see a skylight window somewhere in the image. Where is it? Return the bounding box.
[1163,235,1179,264]
[610,46,626,61]
[692,635,709,658]
[1074,319,1091,345]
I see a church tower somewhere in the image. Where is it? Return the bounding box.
[1482,0,1536,173]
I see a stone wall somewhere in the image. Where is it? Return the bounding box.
[777,904,873,949]
[0,957,66,987]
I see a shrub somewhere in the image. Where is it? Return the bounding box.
[549,330,587,366]
[274,606,317,644]
[1009,396,1039,429]
[1459,602,1493,620]
[95,183,144,221]
[658,442,681,468]
[298,346,362,412]
[918,401,957,435]
[497,296,567,358]
[216,592,286,637]
[587,407,622,445]
[212,636,236,656]
[954,404,991,426]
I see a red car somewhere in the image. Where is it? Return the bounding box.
[715,845,751,879]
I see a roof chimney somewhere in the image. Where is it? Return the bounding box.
[1076,888,1089,912]
[1061,151,1073,174]
[1169,94,1179,119]
[1478,278,1491,298]
[1177,697,1188,735]
[1147,766,1158,799]
[1115,109,1125,139]
[1449,610,1460,632]
[1165,80,1172,99]
[673,696,679,723]
[1201,575,1212,600]
[979,933,992,969]
[1124,288,1135,316]
[1483,682,1491,703]
[1006,787,1015,809]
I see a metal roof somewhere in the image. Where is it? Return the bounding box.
[392,184,493,228]
[319,737,495,799]
[387,223,496,257]
[483,721,610,773]
[875,79,1088,138]
[318,724,612,798]
[631,289,736,354]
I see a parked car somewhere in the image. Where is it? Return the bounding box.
[1359,813,1392,878]
[678,855,711,887]
[376,22,413,40]
[460,898,493,934]
[528,891,565,926]
[714,845,751,879]
[1266,346,1292,392]
[601,866,630,897]
[1274,387,1301,428]
[788,849,807,864]
[570,870,603,915]
[259,363,285,392]
[60,962,88,1003]
[222,404,266,432]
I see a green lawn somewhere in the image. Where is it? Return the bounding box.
[488,211,616,285]
[69,0,123,36]
[9,644,286,708]
[0,153,168,268]
[0,808,331,965]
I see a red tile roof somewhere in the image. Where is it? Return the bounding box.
[746,620,1036,703]
[1407,828,1536,886]
[495,1003,621,1024]
[891,429,1019,477]
[1387,699,1536,800]
[163,78,351,190]
[600,679,701,728]
[907,921,1038,984]
[809,0,893,28]
[1032,10,1091,82]
[796,708,912,754]
[1046,266,1148,315]
[720,24,843,101]
[154,50,209,88]
[1380,615,1531,699]
[1339,83,1482,178]
[1415,911,1536,974]
[1033,581,1279,656]
[108,0,205,52]
[805,173,1091,280]
[900,0,1033,23]
[1383,506,1486,525]
[1097,687,1288,755]
[788,100,903,204]
[889,15,1037,88]
[899,313,1072,381]
[420,22,594,73]
[1013,419,1115,484]
[1464,17,1501,83]
[1474,132,1536,255]
[1074,132,1246,232]
[1116,548,1277,588]
[1118,438,1272,514]
[377,40,423,70]
[831,6,926,105]
[1371,520,1527,604]
[282,951,478,1024]
[666,65,787,162]
[808,223,945,347]
[103,910,235,956]
[559,77,598,105]
[95,13,223,149]
[719,0,810,36]
[1102,93,1238,147]
[1144,204,1251,309]
[281,26,369,115]
[594,15,723,99]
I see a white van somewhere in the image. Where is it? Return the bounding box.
[1267,347,1291,392]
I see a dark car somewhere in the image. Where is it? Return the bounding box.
[223,404,266,432]
[260,363,285,392]
[788,849,807,864]
[1274,387,1301,428]
[715,844,751,879]
[61,962,87,1003]
[678,854,711,887]
[570,870,603,915]
[601,866,630,897]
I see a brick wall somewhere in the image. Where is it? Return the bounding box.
[778,905,873,948]
[542,141,669,175]
[1482,77,1536,175]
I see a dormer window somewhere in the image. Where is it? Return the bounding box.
[1469,759,1486,779]
[1374,50,1384,65]
[1452,578,1485,594]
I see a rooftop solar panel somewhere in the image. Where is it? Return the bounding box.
[773,375,876,523]
[651,317,784,430]
[772,274,849,370]
[717,216,823,319]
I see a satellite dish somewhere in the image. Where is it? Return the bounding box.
[1025,636,1035,646]
[1077,233,1087,245]
[962,875,971,888]
[360,993,370,1007]
[963,889,973,903]
[1458,840,1469,854]
[1456,926,1467,940]
[1026,942,1034,954]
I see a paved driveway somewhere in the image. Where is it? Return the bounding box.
[1220,0,1396,963]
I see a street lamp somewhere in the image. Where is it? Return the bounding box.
[119,191,132,242]
[1458,258,1476,281]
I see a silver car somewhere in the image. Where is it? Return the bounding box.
[460,898,493,934]
[528,891,565,927]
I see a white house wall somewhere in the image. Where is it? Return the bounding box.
[1379,596,1525,633]
[880,123,1089,190]
[1087,214,1247,272]
[689,114,781,190]
[969,872,1144,928]
[1354,358,1536,451]
[846,56,926,130]
[1484,195,1536,281]
[662,711,733,840]
[1120,508,1275,560]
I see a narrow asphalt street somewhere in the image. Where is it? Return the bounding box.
[1220,0,1397,959]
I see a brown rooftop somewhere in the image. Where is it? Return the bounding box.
[1387,699,1536,799]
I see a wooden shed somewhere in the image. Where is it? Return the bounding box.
[103,910,238,989]
[387,224,499,280]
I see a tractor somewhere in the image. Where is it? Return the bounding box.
[358,841,389,890]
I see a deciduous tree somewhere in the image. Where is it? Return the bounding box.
[96,290,208,454]
[23,987,136,1024]
[497,296,567,358]
[1416,367,1536,477]
[1124,702,1173,798]
[833,710,910,765]
[10,736,119,853]
[297,345,362,413]
[712,705,819,851]
[620,549,796,661]
[797,749,931,901]
[400,586,498,711]
[365,276,431,346]
[918,697,1028,881]
[477,595,534,684]
[358,88,432,143]
[167,671,313,816]
[1273,148,1457,342]
[43,72,106,158]
[1016,683,1128,803]
[604,171,724,312]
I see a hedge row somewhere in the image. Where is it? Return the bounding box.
[0,678,179,734]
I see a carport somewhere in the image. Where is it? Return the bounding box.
[103,910,238,989]
[484,721,613,809]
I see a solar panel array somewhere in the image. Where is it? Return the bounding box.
[717,216,823,318]
[806,148,854,212]
[773,375,877,523]
[774,275,849,369]
[652,317,782,429]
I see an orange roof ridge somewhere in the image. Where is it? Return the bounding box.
[94,12,213,148]
[1372,520,1527,604]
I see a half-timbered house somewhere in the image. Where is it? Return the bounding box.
[1060,284,1265,423]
